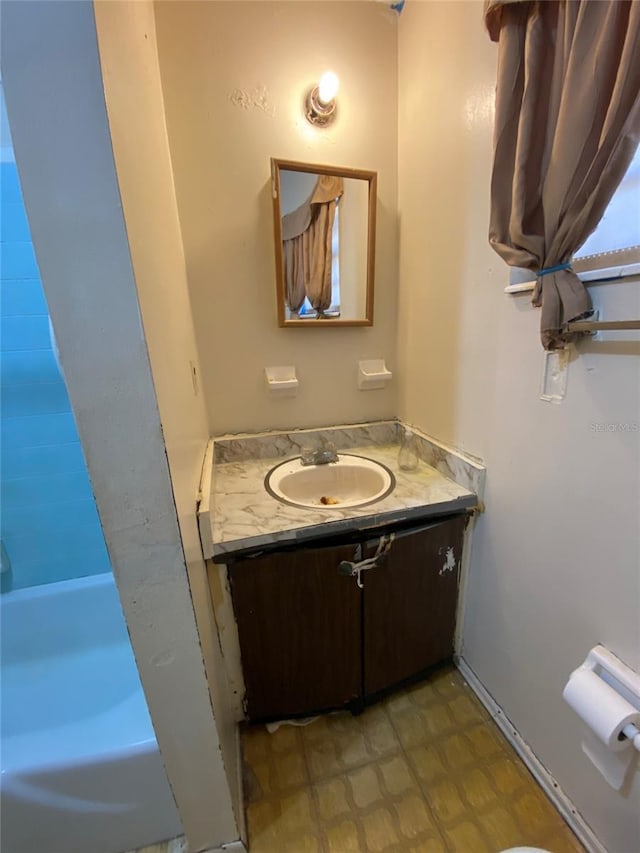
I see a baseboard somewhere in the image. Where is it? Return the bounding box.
[455,656,606,853]
[234,724,247,844]
[201,841,247,853]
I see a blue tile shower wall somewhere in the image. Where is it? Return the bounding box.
[1,160,111,589]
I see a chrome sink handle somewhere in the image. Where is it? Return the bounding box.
[300,442,338,466]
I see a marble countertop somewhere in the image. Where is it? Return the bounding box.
[207,443,477,560]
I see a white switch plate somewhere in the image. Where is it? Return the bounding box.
[540,349,570,403]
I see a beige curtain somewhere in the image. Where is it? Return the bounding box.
[485,0,640,349]
[282,175,344,313]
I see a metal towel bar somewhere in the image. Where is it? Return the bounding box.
[567,319,640,333]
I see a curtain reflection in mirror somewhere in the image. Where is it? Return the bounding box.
[282,175,344,316]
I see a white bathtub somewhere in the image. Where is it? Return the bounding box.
[0,573,182,853]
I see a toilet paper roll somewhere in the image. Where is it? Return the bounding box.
[581,730,632,789]
[563,668,640,752]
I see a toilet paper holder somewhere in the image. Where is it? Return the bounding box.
[569,645,640,751]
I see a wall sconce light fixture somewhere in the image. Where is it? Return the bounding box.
[305,71,339,127]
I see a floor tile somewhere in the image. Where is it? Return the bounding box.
[545,827,588,852]
[272,749,308,793]
[426,777,468,825]
[389,704,432,750]
[465,719,511,759]
[378,753,415,797]
[406,742,449,787]
[360,806,400,852]
[302,705,403,781]
[485,753,531,796]
[246,789,323,853]
[363,710,401,758]
[314,775,353,823]
[243,723,276,765]
[306,732,342,781]
[448,691,491,726]
[404,838,448,853]
[459,766,500,811]
[476,804,524,850]
[347,764,386,809]
[440,731,479,771]
[336,730,374,771]
[240,664,585,853]
[325,817,362,852]
[276,788,317,836]
[443,818,492,853]
[513,789,570,837]
[241,724,310,802]
[393,792,437,838]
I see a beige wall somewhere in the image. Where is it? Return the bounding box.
[154,0,398,435]
[93,1,243,837]
[2,2,238,849]
[398,3,640,851]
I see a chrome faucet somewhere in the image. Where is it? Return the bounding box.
[300,441,339,466]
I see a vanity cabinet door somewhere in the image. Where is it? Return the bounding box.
[228,542,363,722]
[362,516,466,697]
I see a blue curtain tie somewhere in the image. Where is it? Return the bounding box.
[537,262,572,277]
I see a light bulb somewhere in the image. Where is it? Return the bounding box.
[318,71,339,105]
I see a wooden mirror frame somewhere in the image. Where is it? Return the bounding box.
[271,158,377,327]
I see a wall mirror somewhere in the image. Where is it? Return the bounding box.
[271,158,377,327]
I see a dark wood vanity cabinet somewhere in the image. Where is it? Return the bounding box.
[228,542,362,721]
[228,514,467,722]
[362,515,466,695]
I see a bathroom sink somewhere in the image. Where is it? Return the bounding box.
[265,454,396,509]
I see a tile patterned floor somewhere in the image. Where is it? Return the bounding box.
[241,666,585,853]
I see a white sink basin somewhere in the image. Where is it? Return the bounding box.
[265,453,395,509]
